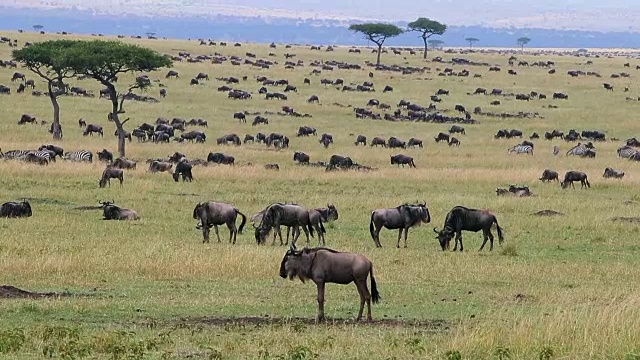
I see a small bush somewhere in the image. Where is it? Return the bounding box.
[500,244,518,257]
[444,350,462,360]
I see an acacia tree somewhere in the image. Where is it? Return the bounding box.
[517,36,531,51]
[349,23,403,65]
[465,37,479,49]
[62,40,172,157]
[12,40,79,140]
[33,24,44,32]
[428,39,445,50]
[407,18,447,59]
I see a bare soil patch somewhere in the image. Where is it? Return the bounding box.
[532,210,564,216]
[611,217,640,223]
[0,285,72,299]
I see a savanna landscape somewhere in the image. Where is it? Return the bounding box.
[2,29,640,359]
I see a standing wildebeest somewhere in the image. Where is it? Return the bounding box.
[195,72,209,81]
[560,171,590,189]
[0,200,32,218]
[370,137,386,147]
[449,125,465,135]
[448,137,461,146]
[172,160,194,182]
[207,152,235,165]
[193,201,247,244]
[234,112,246,122]
[83,124,103,136]
[97,149,113,163]
[279,246,380,322]
[320,137,331,148]
[407,138,423,148]
[38,144,64,159]
[252,116,269,126]
[307,95,319,103]
[99,201,139,220]
[354,135,367,146]
[539,169,559,182]
[243,134,254,144]
[254,203,315,245]
[99,167,124,188]
[11,72,25,82]
[434,132,450,143]
[293,151,310,164]
[434,206,504,252]
[369,202,431,248]
[603,167,624,179]
[297,126,317,136]
[388,137,406,149]
[112,158,136,170]
[159,88,166,98]
[320,133,333,143]
[390,154,416,168]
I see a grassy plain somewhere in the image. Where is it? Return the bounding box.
[1,31,640,359]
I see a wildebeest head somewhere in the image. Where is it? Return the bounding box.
[279,244,310,281]
[254,223,271,244]
[326,204,339,221]
[433,227,454,250]
[400,201,430,227]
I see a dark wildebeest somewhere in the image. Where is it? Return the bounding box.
[308,204,338,245]
[293,152,310,164]
[454,104,466,113]
[448,137,460,146]
[279,246,380,322]
[99,201,139,220]
[434,132,450,143]
[11,72,25,82]
[149,161,173,173]
[388,137,406,149]
[234,112,246,122]
[354,135,367,146]
[328,155,353,169]
[434,206,504,252]
[96,149,113,163]
[320,137,331,148]
[320,133,333,143]
[243,134,255,144]
[193,201,247,244]
[165,70,179,78]
[603,167,624,179]
[159,88,166,98]
[390,154,416,168]
[254,203,315,246]
[307,95,319,103]
[39,144,64,159]
[297,126,316,137]
[207,152,235,165]
[560,171,590,189]
[449,125,465,135]
[172,160,194,182]
[626,137,640,147]
[407,138,423,148]
[83,124,103,136]
[18,114,36,125]
[195,72,209,81]
[0,200,32,218]
[252,116,269,126]
[99,167,124,188]
[370,137,386,147]
[112,157,137,170]
[369,202,431,248]
[539,169,559,182]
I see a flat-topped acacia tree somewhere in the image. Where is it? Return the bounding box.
[349,23,403,65]
[62,40,172,157]
[407,18,447,59]
[12,40,79,140]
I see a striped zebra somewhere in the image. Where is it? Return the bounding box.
[62,150,93,163]
[2,150,31,160]
[26,150,55,163]
[617,145,638,159]
[566,143,596,158]
[507,144,534,155]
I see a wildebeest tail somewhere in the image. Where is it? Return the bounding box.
[307,213,315,238]
[236,209,247,234]
[370,266,380,304]
[319,218,326,234]
[369,212,375,242]
[494,217,504,244]
[586,178,591,188]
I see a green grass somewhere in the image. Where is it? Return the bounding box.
[1,31,640,358]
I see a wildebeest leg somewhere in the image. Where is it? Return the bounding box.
[354,280,368,321]
[374,226,383,248]
[479,229,489,251]
[202,223,210,243]
[300,225,311,245]
[453,231,463,251]
[403,227,409,248]
[316,282,325,322]
[488,230,495,251]
[227,221,236,244]
[396,229,403,248]
[214,225,221,243]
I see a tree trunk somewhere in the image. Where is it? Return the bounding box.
[118,93,127,114]
[376,44,382,66]
[107,85,127,157]
[48,82,62,140]
[422,36,428,59]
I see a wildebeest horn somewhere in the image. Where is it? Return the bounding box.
[433,227,439,233]
[421,200,426,206]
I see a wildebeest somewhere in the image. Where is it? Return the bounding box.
[172,160,194,181]
[252,116,269,126]
[279,246,380,322]
[18,114,37,125]
[216,134,241,146]
[96,149,113,163]
[243,134,254,144]
[207,152,235,165]
[390,154,416,168]
[434,206,504,252]
[553,92,568,100]
[603,167,624,179]
[354,135,367,146]
[38,144,64,159]
[539,169,559,182]
[388,137,406,149]
[369,202,431,248]
[449,125,465,135]
[297,126,317,137]
[195,72,209,81]
[159,88,166,97]
[434,132,450,143]
[293,151,310,164]
[112,157,136,170]
[181,130,207,143]
[83,124,103,136]
[0,200,32,218]
[99,201,139,220]
[11,72,25,82]
[307,95,319,103]
[328,155,353,169]
[407,138,423,148]
[370,137,386,147]
[193,201,247,244]
[449,137,460,146]
[254,203,315,245]
[99,167,124,188]
[233,112,246,122]
[149,160,173,173]
[560,171,590,189]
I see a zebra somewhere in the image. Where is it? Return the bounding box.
[617,146,638,159]
[26,150,55,163]
[507,144,533,155]
[566,143,596,158]
[2,150,31,160]
[62,150,93,163]
[552,146,560,155]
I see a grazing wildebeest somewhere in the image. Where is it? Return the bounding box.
[320,133,333,143]
[320,137,331,148]
[243,134,255,144]
[193,201,247,244]
[388,137,406,149]
[354,135,367,146]
[149,161,173,173]
[561,171,590,189]
[328,155,353,169]
[390,154,416,168]
[369,202,431,248]
[307,95,319,103]
[181,130,207,143]
[407,138,423,148]
[603,83,614,91]
[112,157,136,170]
[279,246,380,322]
[165,70,179,78]
[195,72,209,81]
[434,206,504,252]
[99,167,124,188]
[434,132,450,143]
[99,201,139,220]
[11,72,25,82]
[0,84,10,94]
[207,152,235,165]
[233,112,246,122]
[370,137,386,147]
[254,203,315,245]
[454,104,466,113]
[297,126,316,137]
[18,114,36,125]
[308,204,338,246]
[449,125,465,135]
[293,151,310,164]
[539,169,559,182]
[553,92,568,100]
[159,88,166,98]
[172,160,194,182]
[83,124,103,136]
[530,132,540,139]
[449,137,461,146]
[0,200,32,218]
[252,116,269,126]
[603,167,624,179]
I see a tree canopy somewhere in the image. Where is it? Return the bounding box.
[349,23,403,65]
[517,37,531,50]
[465,37,480,48]
[407,18,447,58]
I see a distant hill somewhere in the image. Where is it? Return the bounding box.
[2,6,640,49]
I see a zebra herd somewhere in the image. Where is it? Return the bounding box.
[0,148,93,164]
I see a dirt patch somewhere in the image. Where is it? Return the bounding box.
[532,210,564,216]
[175,316,450,331]
[0,285,73,299]
[73,205,103,211]
[611,217,640,223]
